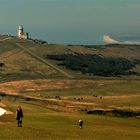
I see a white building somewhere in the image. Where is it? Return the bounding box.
[18,25,28,39]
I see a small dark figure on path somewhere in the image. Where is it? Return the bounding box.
[79,118,83,129]
[16,105,24,127]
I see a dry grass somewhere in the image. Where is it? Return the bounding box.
[0,79,139,113]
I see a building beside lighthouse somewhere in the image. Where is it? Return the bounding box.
[18,25,28,39]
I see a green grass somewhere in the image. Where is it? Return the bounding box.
[0,37,140,139]
[19,79,140,111]
[0,99,140,140]
[1,37,140,80]
[26,79,140,97]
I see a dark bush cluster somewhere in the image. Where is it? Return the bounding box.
[112,109,140,117]
[86,109,140,117]
[0,63,5,67]
[0,92,6,97]
[46,54,137,76]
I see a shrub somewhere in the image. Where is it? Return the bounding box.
[46,54,137,76]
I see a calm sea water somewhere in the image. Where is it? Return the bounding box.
[0,0,140,45]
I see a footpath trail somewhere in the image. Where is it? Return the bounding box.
[0,37,12,42]
[16,43,74,79]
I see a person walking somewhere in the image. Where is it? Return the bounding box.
[79,118,83,129]
[16,105,24,127]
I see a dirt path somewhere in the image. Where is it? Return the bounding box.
[0,37,12,42]
[16,43,73,79]
[103,95,140,99]
[0,79,96,95]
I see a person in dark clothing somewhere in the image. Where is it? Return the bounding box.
[16,106,24,127]
[79,118,83,129]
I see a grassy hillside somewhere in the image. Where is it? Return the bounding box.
[0,97,140,140]
[0,38,67,81]
[18,39,140,78]
[0,36,140,140]
[0,36,140,80]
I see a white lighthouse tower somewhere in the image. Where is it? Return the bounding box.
[18,25,28,39]
[18,25,24,38]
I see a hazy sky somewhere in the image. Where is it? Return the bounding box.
[0,0,140,44]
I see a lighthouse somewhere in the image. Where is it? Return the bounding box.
[18,25,28,39]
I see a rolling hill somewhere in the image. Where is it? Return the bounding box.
[0,35,140,81]
[0,35,140,140]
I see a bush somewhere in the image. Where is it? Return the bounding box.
[86,109,140,117]
[46,54,137,76]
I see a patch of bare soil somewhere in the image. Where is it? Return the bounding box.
[103,95,140,99]
[42,96,140,113]
[0,102,6,108]
[0,79,121,95]
[5,111,13,115]
[0,79,139,113]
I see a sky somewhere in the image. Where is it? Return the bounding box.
[0,0,140,45]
